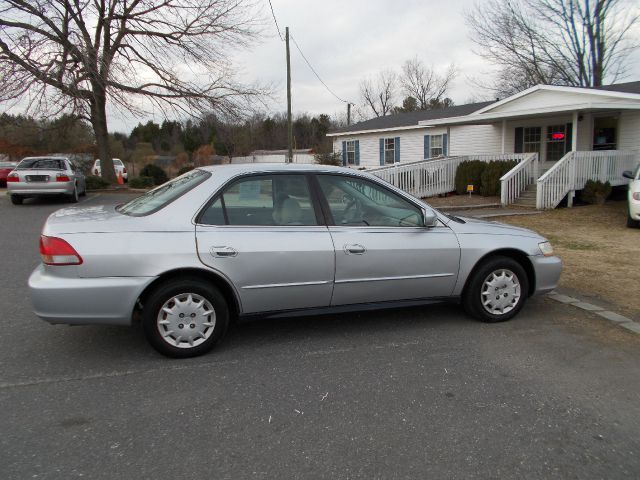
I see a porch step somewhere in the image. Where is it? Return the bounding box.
[512,183,538,208]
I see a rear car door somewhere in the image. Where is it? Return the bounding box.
[315,174,460,306]
[195,173,335,314]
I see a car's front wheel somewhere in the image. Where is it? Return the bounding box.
[463,256,529,323]
[10,195,23,205]
[142,278,229,358]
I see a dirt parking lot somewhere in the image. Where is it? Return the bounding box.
[496,200,639,317]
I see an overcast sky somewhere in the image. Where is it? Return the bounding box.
[108,0,640,132]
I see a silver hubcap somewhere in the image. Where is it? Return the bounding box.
[481,269,521,315]
[156,293,216,349]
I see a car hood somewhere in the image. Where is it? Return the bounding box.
[444,214,545,240]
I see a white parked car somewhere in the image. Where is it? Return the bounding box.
[92,158,128,181]
[623,164,640,228]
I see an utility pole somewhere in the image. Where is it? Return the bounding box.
[286,27,293,163]
[347,103,352,126]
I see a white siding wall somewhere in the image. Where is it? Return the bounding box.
[449,124,502,155]
[618,110,640,156]
[332,127,447,169]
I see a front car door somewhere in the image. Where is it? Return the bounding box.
[315,174,460,306]
[195,173,335,314]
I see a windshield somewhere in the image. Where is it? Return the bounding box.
[17,158,65,170]
[117,169,210,216]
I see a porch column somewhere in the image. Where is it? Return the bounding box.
[501,120,507,154]
[571,111,578,151]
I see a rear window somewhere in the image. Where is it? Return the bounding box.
[117,169,210,216]
[17,158,65,170]
[0,162,16,168]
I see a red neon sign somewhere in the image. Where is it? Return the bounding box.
[551,132,565,140]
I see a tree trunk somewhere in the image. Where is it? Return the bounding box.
[90,90,117,184]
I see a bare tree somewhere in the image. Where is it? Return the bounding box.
[400,58,456,110]
[466,0,639,95]
[359,70,397,118]
[0,0,267,182]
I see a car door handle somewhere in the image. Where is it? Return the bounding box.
[344,243,366,255]
[210,246,238,258]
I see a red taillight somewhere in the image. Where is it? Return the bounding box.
[7,172,18,182]
[94,169,99,175]
[56,173,71,182]
[122,167,127,174]
[40,235,83,265]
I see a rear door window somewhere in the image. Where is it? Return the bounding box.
[199,174,319,226]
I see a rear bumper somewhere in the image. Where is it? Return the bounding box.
[9,181,74,195]
[529,255,562,295]
[28,265,155,326]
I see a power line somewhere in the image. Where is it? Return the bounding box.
[267,0,283,41]
[290,33,352,105]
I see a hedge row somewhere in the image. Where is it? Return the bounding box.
[454,160,518,196]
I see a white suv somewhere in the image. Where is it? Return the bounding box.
[92,158,128,181]
[623,164,640,228]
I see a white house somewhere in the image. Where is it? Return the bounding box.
[327,82,640,208]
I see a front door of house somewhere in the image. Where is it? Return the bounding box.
[546,124,572,162]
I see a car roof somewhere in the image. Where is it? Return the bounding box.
[197,163,357,175]
[21,156,69,161]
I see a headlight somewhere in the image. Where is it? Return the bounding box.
[538,241,554,257]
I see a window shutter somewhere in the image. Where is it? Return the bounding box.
[379,138,384,165]
[394,137,400,163]
[442,133,448,156]
[565,123,573,153]
[342,141,347,166]
[355,140,360,166]
[514,127,524,153]
[424,135,430,159]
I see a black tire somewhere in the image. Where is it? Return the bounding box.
[462,255,529,323]
[79,185,87,197]
[68,185,79,203]
[10,195,23,205]
[142,277,229,358]
[627,211,640,228]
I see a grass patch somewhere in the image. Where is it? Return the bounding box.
[494,200,639,316]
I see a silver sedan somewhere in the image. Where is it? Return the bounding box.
[8,156,86,204]
[29,164,562,357]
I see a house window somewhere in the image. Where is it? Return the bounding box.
[430,135,444,157]
[546,125,568,162]
[384,138,395,164]
[523,127,542,153]
[346,140,356,165]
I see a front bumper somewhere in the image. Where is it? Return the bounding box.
[629,198,640,221]
[529,255,563,295]
[29,265,155,326]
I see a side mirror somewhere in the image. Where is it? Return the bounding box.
[422,208,438,227]
[622,170,634,180]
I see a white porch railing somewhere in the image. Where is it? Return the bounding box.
[369,153,531,199]
[536,150,637,209]
[499,152,539,206]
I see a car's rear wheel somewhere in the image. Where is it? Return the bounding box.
[627,211,639,228]
[463,256,529,323]
[68,185,79,203]
[10,195,23,205]
[142,278,229,358]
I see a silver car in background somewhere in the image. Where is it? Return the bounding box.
[7,156,86,205]
[29,164,562,358]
